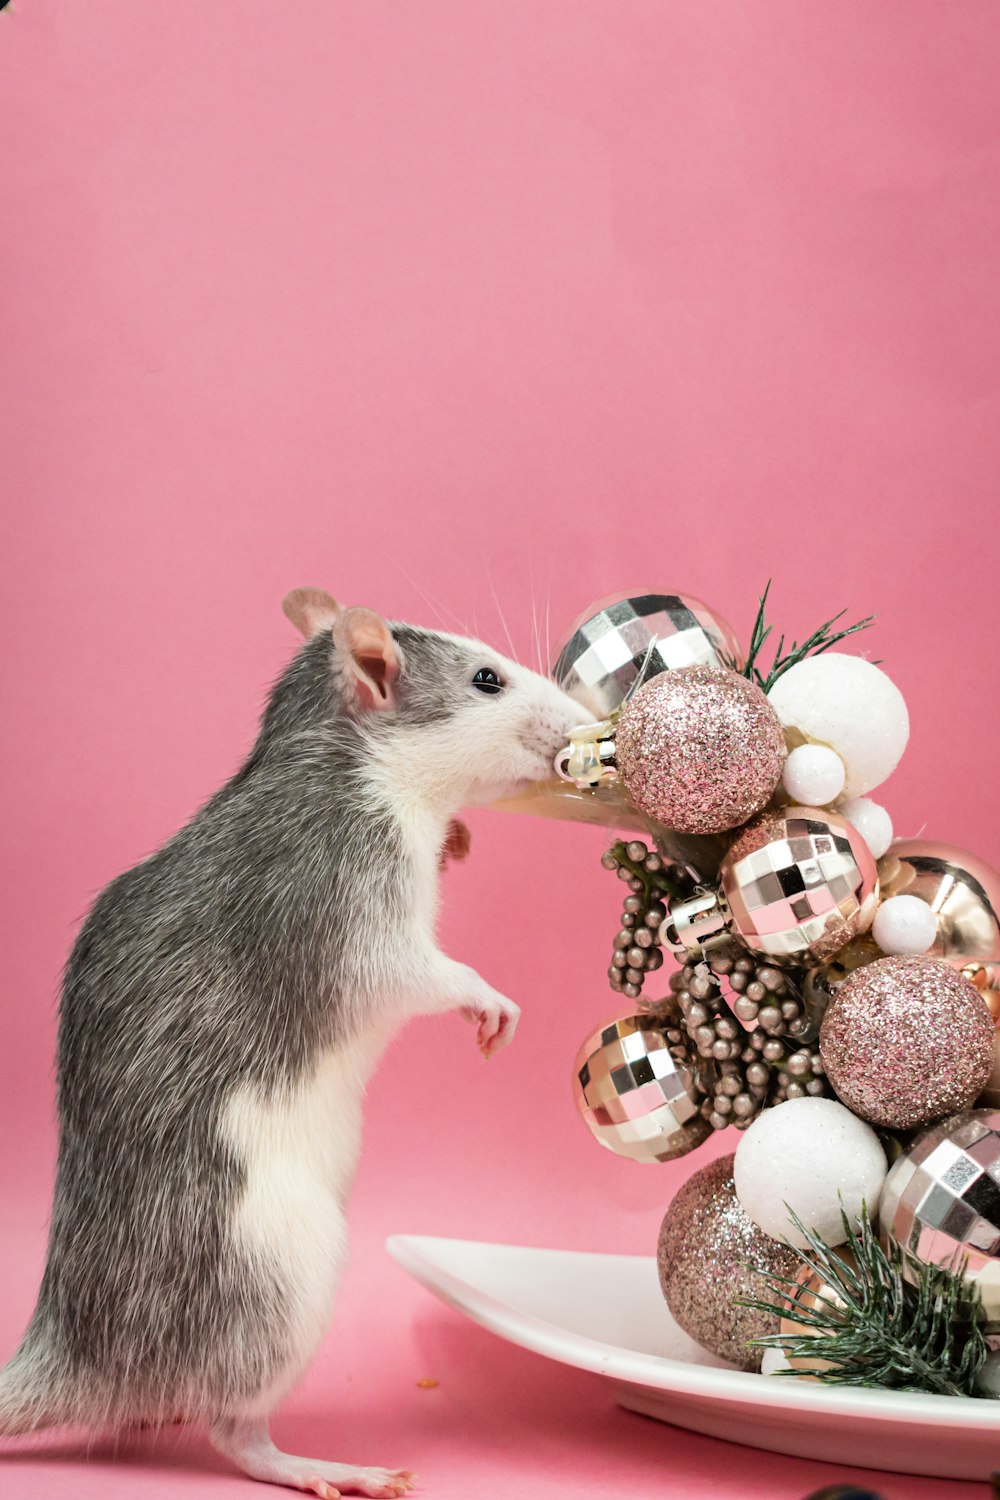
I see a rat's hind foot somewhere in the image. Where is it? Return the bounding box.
[210,1417,415,1498]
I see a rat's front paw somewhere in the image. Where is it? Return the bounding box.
[438,818,471,870]
[462,993,520,1058]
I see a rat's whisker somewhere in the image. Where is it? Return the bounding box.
[486,569,518,662]
[390,559,468,637]
[529,566,542,674]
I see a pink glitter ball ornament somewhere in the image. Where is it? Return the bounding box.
[819,955,995,1130]
[614,665,785,835]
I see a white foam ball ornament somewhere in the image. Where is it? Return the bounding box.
[872,893,938,956]
[839,796,893,859]
[733,1097,888,1250]
[767,654,909,797]
[781,743,845,806]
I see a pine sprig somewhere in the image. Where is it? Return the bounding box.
[740,1205,989,1398]
[725,581,878,694]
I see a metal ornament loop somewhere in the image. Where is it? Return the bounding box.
[554,718,618,790]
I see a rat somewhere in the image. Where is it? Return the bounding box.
[0,588,586,1499]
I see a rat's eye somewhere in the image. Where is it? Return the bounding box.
[471,667,504,695]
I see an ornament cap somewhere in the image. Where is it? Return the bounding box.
[554,718,618,789]
[661,887,733,962]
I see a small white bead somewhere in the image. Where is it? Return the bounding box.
[781,743,846,806]
[872,893,938,956]
[839,796,893,859]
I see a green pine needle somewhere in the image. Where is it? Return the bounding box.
[739,1205,989,1398]
[724,581,878,694]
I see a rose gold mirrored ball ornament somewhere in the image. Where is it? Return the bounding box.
[656,1154,802,1369]
[878,840,1000,981]
[551,590,744,719]
[720,806,880,965]
[614,666,786,835]
[573,1013,711,1164]
[879,1109,1000,1327]
[819,956,995,1130]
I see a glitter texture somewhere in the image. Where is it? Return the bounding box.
[819,955,994,1130]
[573,1013,711,1163]
[656,1153,801,1369]
[721,806,879,965]
[880,1109,1000,1325]
[615,665,785,835]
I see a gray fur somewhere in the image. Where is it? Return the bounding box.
[0,621,517,1435]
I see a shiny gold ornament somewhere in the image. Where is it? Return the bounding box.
[487,773,726,880]
[878,840,1000,978]
[573,1013,712,1164]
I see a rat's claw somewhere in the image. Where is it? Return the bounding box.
[284,1466,413,1499]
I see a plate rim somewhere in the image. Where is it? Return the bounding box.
[386,1232,1000,1431]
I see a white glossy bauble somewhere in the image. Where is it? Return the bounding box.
[767,654,909,797]
[872,893,939,956]
[781,744,846,806]
[839,796,893,859]
[733,1096,887,1250]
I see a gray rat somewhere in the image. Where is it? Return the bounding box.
[0,588,585,1498]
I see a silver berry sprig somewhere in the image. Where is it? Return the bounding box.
[602,839,694,1000]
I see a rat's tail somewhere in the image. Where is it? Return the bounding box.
[0,1328,64,1437]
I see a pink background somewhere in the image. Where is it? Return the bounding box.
[2,2,1000,1497]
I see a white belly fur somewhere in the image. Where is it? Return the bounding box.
[220,1019,393,1411]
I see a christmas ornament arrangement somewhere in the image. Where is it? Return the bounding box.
[540,587,1000,1397]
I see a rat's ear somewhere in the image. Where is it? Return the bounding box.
[282,587,341,639]
[333,606,400,712]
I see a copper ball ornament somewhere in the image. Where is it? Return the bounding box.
[721,806,879,965]
[777,1249,855,1377]
[879,1109,1000,1327]
[573,1013,712,1164]
[552,591,743,718]
[614,666,785,835]
[819,956,995,1130]
[656,1154,802,1369]
[877,840,1000,978]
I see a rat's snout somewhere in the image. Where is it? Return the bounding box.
[532,681,597,770]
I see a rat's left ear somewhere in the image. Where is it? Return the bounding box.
[282,587,341,639]
[333,606,400,711]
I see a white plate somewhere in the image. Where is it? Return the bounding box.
[386,1234,1000,1481]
